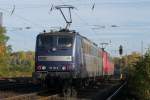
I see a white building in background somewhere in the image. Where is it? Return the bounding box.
[0,12,2,27]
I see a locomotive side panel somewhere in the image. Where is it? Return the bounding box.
[74,35,88,78]
[81,38,102,78]
[102,51,114,76]
[98,49,103,77]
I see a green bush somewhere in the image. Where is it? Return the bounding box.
[129,50,150,100]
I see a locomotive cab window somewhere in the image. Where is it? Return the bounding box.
[37,35,54,48]
[58,36,73,48]
[37,35,73,49]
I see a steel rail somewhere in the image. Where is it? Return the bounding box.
[2,90,59,100]
[3,92,38,100]
[106,81,127,100]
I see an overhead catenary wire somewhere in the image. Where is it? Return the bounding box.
[10,5,15,16]
[72,10,101,41]
[1,0,59,30]
[2,0,140,31]
[0,0,95,11]
[0,7,45,29]
[89,0,95,11]
[2,0,145,10]
[1,2,70,31]
[1,0,123,32]
[73,10,99,30]
[71,8,115,46]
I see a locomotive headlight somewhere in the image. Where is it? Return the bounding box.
[49,67,52,70]
[42,66,46,70]
[53,67,56,70]
[52,47,56,51]
[62,66,66,70]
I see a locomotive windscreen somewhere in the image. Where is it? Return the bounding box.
[37,35,73,48]
[58,36,73,48]
[38,35,54,47]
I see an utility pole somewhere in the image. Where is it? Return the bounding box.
[0,12,3,27]
[141,40,143,58]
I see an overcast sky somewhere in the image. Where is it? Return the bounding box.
[1,0,150,56]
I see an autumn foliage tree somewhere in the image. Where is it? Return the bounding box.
[0,26,35,77]
[10,51,35,76]
[116,51,150,100]
[129,50,150,100]
[0,27,10,76]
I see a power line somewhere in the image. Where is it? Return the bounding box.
[72,10,100,40]
[0,7,45,28]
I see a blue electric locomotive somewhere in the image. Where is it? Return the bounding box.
[33,29,103,95]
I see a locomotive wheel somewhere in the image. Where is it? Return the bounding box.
[84,80,90,87]
[71,87,77,97]
[63,86,72,97]
[62,84,77,97]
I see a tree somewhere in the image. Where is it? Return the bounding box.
[128,50,150,100]
[0,27,11,76]
[10,51,35,76]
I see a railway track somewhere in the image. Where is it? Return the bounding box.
[2,90,60,100]
[106,81,127,100]
[0,77,42,99]
[0,77,61,100]
[0,84,42,99]
[76,81,121,100]
[0,78,126,100]
[0,77,32,84]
